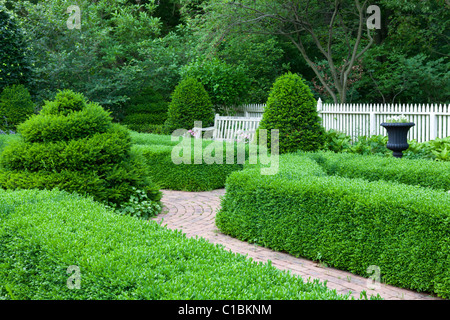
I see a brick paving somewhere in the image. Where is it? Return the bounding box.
[151,189,442,300]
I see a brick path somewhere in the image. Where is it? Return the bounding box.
[151,189,441,300]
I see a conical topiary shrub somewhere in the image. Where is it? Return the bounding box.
[257,72,325,154]
[163,77,214,134]
[0,89,161,206]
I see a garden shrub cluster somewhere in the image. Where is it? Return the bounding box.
[0,90,161,208]
[0,188,355,300]
[306,151,450,191]
[217,153,450,298]
[0,84,35,132]
[133,134,250,191]
[122,86,169,134]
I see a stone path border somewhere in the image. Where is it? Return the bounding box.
[151,189,441,300]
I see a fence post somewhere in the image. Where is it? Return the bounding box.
[317,97,322,112]
[430,112,437,140]
[370,112,377,136]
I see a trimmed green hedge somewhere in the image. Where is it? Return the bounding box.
[217,153,450,298]
[18,102,112,143]
[1,124,131,173]
[130,132,269,191]
[307,151,450,191]
[134,141,244,191]
[0,188,354,300]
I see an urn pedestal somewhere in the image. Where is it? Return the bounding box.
[380,122,415,158]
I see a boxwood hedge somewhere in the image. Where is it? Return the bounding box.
[134,140,245,192]
[306,151,450,191]
[130,132,268,191]
[0,188,355,300]
[217,153,450,298]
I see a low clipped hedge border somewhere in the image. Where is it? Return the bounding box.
[307,151,450,191]
[134,142,244,192]
[216,154,450,298]
[0,188,354,300]
[131,133,262,191]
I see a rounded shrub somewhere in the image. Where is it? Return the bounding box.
[0,89,161,207]
[0,84,35,131]
[163,77,214,134]
[258,72,326,154]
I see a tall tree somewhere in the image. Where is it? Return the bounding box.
[189,0,378,103]
[9,0,162,110]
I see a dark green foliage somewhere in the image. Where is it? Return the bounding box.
[0,7,32,91]
[306,151,450,191]
[123,87,169,133]
[217,153,450,299]
[0,90,161,206]
[125,113,166,126]
[0,188,353,300]
[258,72,326,154]
[0,84,35,131]
[164,77,214,134]
[181,58,252,109]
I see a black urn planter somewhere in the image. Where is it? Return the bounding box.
[380,122,415,158]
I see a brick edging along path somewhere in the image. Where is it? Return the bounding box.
[151,189,440,300]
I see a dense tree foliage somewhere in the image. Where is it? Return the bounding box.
[2,0,447,111]
[0,5,33,92]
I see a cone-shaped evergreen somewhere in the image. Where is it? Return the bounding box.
[0,90,161,205]
[164,77,214,134]
[258,72,325,154]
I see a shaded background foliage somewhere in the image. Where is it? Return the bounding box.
[0,0,448,126]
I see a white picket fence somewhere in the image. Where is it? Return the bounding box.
[236,104,265,118]
[237,100,450,143]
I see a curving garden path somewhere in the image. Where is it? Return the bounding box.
[151,189,441,300]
